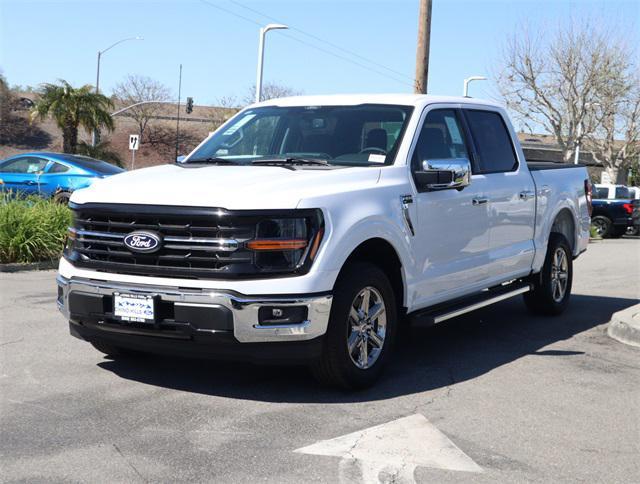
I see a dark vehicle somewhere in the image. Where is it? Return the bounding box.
[591,199,634,238]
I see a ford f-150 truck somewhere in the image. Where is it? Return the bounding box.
[57,95,592,388]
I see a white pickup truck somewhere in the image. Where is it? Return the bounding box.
[57,94,592,388]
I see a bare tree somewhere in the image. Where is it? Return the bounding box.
[497,21,635,167]
[241,82,301,106]
[586,83,640,183]
[113,75,172,141]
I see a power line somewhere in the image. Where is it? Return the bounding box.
[228,0,415,83]
[198,0,414,88]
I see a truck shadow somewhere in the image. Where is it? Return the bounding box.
[98,294,637,403]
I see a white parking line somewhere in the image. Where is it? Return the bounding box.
[295,413,482,483]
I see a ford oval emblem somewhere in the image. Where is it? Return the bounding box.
[123,231,162,253]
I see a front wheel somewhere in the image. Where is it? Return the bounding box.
[523,233,573,316]
[311,262,397,389]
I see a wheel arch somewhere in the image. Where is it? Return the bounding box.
[338,238,406,315]
[550,207,576,253]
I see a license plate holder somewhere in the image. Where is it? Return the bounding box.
[113,292,156,323]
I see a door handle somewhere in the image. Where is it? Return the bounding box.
[25,180,38,186]
[519,190,535,200]
[472,198,488,205]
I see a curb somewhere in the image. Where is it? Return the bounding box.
[0,260,58,273]
[607,304,640,348]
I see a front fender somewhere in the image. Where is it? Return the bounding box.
[299,175,416,305]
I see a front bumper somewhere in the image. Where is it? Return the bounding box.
[57,275,332,362]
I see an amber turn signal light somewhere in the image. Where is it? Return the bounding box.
[246,239,308,251]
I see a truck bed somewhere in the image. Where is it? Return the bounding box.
[526,160,586,171]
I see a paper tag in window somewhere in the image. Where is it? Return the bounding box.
[368,154,386,163]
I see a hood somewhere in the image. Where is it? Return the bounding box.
[70,163,382,209]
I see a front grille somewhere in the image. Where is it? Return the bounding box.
[65,203,318,279]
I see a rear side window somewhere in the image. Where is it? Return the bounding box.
[615,187,630,199]
[48,162,70,174]
[464,110,518,173]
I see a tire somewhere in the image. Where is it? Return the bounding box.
[53,191,71,204]
[591,216,613,238]
[311,262,397,389]
[523,233,573,316]
[626,226,639,236]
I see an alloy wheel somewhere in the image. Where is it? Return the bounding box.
[346,286,387,369]
[550,247,569,302]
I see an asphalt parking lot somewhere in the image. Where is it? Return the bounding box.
[1,239,639,483]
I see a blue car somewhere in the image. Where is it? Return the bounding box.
[0,152,124,203]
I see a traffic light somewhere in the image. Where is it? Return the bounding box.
[186,97,194,114]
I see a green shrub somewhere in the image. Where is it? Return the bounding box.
[0,195,72,263]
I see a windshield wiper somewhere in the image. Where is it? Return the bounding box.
[185,157,240,165]
[252,157,330,167]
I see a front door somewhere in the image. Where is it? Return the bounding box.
[410,107,492,309]
[0,156,49,196]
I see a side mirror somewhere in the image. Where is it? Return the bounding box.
[414,158,471,191]
[176,155,186,163]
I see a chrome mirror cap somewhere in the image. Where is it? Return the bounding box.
[420,158,471,190]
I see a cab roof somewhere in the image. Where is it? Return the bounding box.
[254,93,504,109]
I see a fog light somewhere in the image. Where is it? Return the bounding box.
[258,306,308,325]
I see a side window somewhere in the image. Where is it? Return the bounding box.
[0,157,48,174]
[464,110,518,173]
[593,186,609,199]
[615,187,630,199]
[48,162,70,174]
[412,109,469,170]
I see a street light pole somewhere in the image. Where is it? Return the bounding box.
[255,24,288,103]
[92,36,143,146]
[463,76,487,97]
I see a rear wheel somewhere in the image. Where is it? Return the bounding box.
[591,216,612,238]
[626,226,639,236]
[53,191,71,204]
[524,233,573,316]
[311,262,397,389]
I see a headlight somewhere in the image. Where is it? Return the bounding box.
[246,211,324,271]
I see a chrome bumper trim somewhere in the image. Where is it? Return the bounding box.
[56,275,332,343]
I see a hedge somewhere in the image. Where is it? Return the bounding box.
[0,195,72,264]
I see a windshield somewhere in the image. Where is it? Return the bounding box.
[187,104,414,166]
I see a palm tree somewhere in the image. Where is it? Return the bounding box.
[30,80,114,153]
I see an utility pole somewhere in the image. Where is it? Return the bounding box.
[175,64,182,162]
[414,0,432,94]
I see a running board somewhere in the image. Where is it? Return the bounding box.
[410,282,532,326]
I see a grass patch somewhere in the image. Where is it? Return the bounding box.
[0,195,71,263]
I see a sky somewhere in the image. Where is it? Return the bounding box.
[1,0,638,108]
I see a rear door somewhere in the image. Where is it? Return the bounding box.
[410,106,492,307]
[462,108,536,282]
